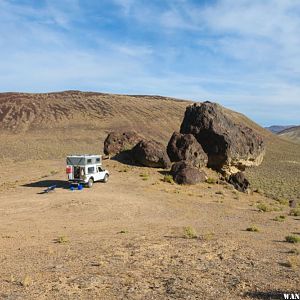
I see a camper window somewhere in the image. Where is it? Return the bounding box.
[88,167,95,174]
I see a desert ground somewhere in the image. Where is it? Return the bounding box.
[0,92,299,299]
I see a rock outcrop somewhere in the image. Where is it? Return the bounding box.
[104,131,143,156]
[131,139,171,169]
[180,102,265,173]
[167,132,208,168]
[228,172,250,192]
[171,161,207,185]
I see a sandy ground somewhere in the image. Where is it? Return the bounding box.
[0,159,299,299]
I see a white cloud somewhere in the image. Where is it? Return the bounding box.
[0,0,299,125]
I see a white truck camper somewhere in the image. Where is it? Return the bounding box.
[66,154,109,188]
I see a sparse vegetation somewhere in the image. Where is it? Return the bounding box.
[139,173,149,180]
[54,236,69,244]
[206,177,217,184]
[245,139,300,203]
[285,235,300,244]
[257,203,270,212]
[275,198,289,206]
[118,230,128,234]
[162,174,174,184]
[274,215,286,222]
[246,226,259,232]
[20,275,32,287]
[202,232,215,240]
[290,208,300,216]
[286,256,300,269]
[184,226,198,239]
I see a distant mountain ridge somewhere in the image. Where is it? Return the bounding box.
[265,125,296,133]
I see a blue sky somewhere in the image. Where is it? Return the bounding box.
[0,0,300,125]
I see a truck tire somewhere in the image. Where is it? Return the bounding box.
[103,174,109,183]
[87,178,94,188]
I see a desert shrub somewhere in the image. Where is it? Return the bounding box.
[202,232,215,240]
[246,226,259,232]
[184,226,198,239]
[274,215,286,222]
[257,203,270,212]
[286,256,300,269]
[275,198,289,206]
[290,208,300,216]
[54,236,69,244]
[162,174,174,184]
[285,235,300,244]
[139,173,149,180]
[206,177,217,184]
[20,275,32,287]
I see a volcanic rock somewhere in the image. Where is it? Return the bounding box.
[131,139,171,169]
[180,102,265,173]
[228,172,250,192]
[104,131,143,156]
[171,161,207,185]
[167,132,208,168]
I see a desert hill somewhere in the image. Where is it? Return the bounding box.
[0,91,299,202]
[0,91,189,160]
[0,90,273,160]
[277,125,300,143]
[0,90,271,137]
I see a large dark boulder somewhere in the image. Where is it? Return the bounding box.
[131,139,171,169]
[167,132,208,168]
[228,172,250,192]
[104,131,143,156]
[171,161,207,185]
[180,102,265,173]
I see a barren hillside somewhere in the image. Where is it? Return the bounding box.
[0,91,189,160]
[278,125,300,143]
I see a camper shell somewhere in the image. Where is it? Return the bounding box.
[66,154,109,188]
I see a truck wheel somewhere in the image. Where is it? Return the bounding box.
[103,174,109,183]
[87,178,94,188]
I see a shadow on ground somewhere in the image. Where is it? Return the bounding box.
[111,151,142,167]
[23,180,70,191]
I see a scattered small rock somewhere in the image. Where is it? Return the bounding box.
[228,172,250,193]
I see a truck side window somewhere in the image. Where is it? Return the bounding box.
[98,166,103,172]
[88,167,95,174]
